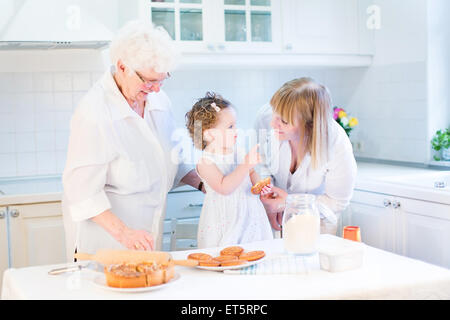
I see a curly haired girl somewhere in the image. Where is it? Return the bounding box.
[185,92,273,248]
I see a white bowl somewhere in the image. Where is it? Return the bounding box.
[318,236,364,272]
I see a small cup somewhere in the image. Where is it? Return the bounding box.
[343,226,361,242]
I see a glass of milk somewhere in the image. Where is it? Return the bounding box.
[282,194,320,256]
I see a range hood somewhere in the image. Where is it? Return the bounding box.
[0,0,113,50]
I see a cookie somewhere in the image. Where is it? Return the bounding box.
[251,177,271,195]
[187,253,213,261]
[213,255,238,262]
[220,259,248,267]
[239,250,265,261]
[198,259,221,267]
[220,246,244,257]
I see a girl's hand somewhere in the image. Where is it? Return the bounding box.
[244,144,261,169]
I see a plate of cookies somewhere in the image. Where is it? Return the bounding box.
[187,246,266,271]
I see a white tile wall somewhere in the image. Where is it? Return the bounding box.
[0,62,430,178]
[0,71,104,178]
[346,62,428,163]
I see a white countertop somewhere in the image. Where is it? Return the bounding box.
[2,235,450,300]
[0,175,197,206]
[355,162,450,205]
[0,161,448,206]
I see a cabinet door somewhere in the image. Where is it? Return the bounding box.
[216,0,282,53]
[281,0,359,54]
[395,197,450,269]
[0,207,8,295]
[8,202,66,268]
[139,0,209,52]
[166,190,204,220]
[348,190,395,252]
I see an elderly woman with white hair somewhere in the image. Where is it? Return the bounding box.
[62,20,202,258]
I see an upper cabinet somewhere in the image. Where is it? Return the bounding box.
[136,0,281,53]
[121,0,374,66]
[281,0,375,55]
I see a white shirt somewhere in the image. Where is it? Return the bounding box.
[62,69,192,259]
[255,103,357,216]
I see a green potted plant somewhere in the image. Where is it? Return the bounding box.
[431,127,450,161]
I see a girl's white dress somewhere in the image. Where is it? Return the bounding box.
[196,150,273,249]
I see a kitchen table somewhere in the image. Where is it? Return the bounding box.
[2,235,450,300]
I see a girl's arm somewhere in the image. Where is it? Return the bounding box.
[197,145,261,196]
[197,158,252,195]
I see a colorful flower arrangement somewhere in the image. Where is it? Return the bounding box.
[333,107,358,137]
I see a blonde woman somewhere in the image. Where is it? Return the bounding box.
[255,78,357,236]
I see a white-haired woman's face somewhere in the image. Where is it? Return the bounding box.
[117,61,169,103]
[130,68,169,102]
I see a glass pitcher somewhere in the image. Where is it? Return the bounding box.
[282,194,321,256]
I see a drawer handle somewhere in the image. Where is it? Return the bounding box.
[392,201,401,209]
[10,209,20,218]
[383,199,391,207]
[187,203,203,208]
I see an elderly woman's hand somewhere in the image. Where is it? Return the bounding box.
[118,227,154,251]
[92,210,154,251]
[259,186,287,230]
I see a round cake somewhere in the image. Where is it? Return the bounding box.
[104,261,175,288]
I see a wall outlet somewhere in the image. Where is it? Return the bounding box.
[352,141,364,153]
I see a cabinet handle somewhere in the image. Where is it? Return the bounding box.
[206,43,215,51]
[187,203,203,209]
[10,209,19,218]
[217,43,226,51]
[285,43,293,51]
[0,210,5,219]
[392,201,401,209]
[383,199,391,207]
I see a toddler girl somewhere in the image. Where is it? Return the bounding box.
[185,92,273,248]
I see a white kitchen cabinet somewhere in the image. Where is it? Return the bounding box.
[345,189,450,269]
[0,207,8,294]
[162,189,204,250]
[8,202,66,268]
[137,0,281,54]
[344,190,395,252]
[395,197,450,269]
[281,0,366,55]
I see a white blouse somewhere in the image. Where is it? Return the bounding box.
[255,103,357,217]
[62,68,192,258]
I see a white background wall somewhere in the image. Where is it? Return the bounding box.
[345,0,431,163]
[427,0,450,154]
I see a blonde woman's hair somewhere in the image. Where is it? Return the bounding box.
[270,78,332,169]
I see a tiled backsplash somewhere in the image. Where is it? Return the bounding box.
[0,62,429,178]
[0,71,103,177]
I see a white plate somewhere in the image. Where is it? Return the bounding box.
[92,273,180,293]
[196,257,266,272]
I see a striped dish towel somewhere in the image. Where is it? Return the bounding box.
[223,254,318,275]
